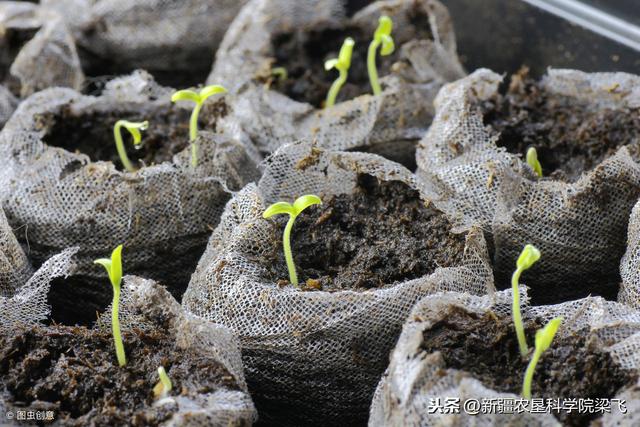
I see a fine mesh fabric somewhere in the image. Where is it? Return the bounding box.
[620,199,640,309]
[0,71,260,304]
[95,276,257,426]
[417,68,640,304]
[209,0,465,167]
[0,85,17,129]
[182,140,494,425]
[0,207,31,298]
[369,288,640,426]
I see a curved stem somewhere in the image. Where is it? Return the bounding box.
[114,122,135,173]
[522,350,540,398]
[325,70,347,108]
[283,215,298,286]
[512,267,529,357]
[112,286,126,366]
[189,103,202,168]
[367,40,381,95]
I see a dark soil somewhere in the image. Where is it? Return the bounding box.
[481,68,640,182]
[267,2,433,107]
[421,306,637,426]
[0,323,240,426]
[265,174,467,291]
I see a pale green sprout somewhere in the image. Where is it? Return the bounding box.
[263,195,322,286]
[113,120,149,173]
[324,37,355,108]
[271,67,288,81]
[94,245,126,367]
[171,85,227,168]
[522,317,563,399]
[512,244,541,357]
[368,15,395,96]
[153,366,173,399]
[527,147,543,177]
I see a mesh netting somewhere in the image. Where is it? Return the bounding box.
[0,71,260,318]
[620,199,640,309]
[0,207,31,298]
[369,288,640,426]
[0,85,17,129]
[208,0,465,168]
[417,68,640,304]
[182,140,494,425]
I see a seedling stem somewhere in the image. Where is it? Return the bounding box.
[512,244,541,357]
[522,317,562,398]
[113,120,148,173]
[367,15,395,95]
[325,38,355,108]
[527,147,543,177]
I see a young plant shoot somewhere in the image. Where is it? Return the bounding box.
[368,15,395,96]
[324,37,355,108]
[171,84,227,168]
[526,147,543,177]
[512,244,541,357]
[113,120,149,173]
[263,195,322,286]
[94,245,126,367]
[271,66,288,81]
[522,317,563,399]
[153,366,173,399]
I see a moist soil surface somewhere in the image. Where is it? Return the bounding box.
[267,2,433,107]
[481,68,640,182]
[421,306,637,427]
[266,174,467,291]
[0,323,239,426]
[36,102,225,171]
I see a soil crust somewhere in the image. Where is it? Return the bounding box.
[267,2,433,107]
[480,68,640,183]
[0,322,239,426]
[266,174,467,291]
[421,305,637,426]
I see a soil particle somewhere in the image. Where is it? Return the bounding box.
[480,68,640,183]
[267,3,433,107]
[421,305,637,426]
[265,174,467,291]
[0,323,240,426]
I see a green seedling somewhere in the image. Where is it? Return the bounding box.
[113,120,148,173]
[527,147,543,177]
[368,15,395,96]
[271,67,288,81]
[171,84,227,168]
[94,245,126,367]
[512,244,541,357]
[263,195,322,286]
[522,317,563,399]
[153,366,173,399]
[324,37,355,108]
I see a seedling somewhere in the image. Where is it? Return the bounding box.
[113,120,148,173]
[522,317,563,399]
[171,84,227,167]
[526,147,543,177]
[94,245,126,367]
[368,15,395,96]
[324,37,355,108]
[263,195,322,286]
[512,244,541,357]
[271,67,288,81]
[153,366,173,399]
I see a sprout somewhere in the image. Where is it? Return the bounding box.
[171,84,228,168]
[522,317,563,399]
[324,37,355,108]
[526,147,543,177]
[153,366,173,399]
[113,120,149,173]
[512,244,541,357]
[94,245,126,367]
[367,15,395,96]
[263,195,322,286]
[271,67,288,81]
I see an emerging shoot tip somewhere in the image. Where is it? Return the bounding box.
[113,120,149,173]
[512,244,541,357]
[526,147,543,177]
[153,366,173,399]
[368,15,395,96]
[522,317,562,399]
[324,38,355,108]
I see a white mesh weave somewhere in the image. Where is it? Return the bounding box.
[0,207,31,298]
[209,0,465,165]
[369,289,640,426]
[620,199,640,309]
[182,140,494,425]
[417,68,640,303]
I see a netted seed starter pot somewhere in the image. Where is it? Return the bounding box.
[417,68,640,304]
[0,71,260,324]
[209,0,465,169]
[182,141,494,425]
[0,275,256,426]
[370,289,640,427]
